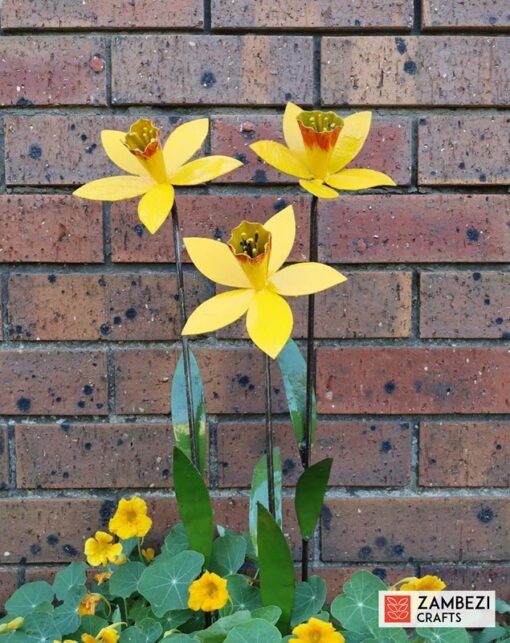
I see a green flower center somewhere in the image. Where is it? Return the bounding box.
[297,110,343,133]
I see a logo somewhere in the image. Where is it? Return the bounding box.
[379,591,495,628]
[383,594,411,624]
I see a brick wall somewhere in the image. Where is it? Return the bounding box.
[0,0,509,607]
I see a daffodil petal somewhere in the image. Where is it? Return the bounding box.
[246,290,293,359]
[330,111,372,173]
[283,101,305,156]
[101,130,150,177]
[184,237,252,288]
[264,205,295,275]
[249,141,312,179]
[326,168,396,191]
[73,175,153,201]
[182,289,253,335]
[270,262,347,296]
[137,183,174,234]
[299,179,338,199]
[163,118,209,176]
[169,156,243,186]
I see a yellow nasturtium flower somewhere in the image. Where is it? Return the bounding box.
[250,102,395,199]
[73,118,243,234]
[84,531,123,568]
[182,205,346,358]
[398,575,446,591]
[291,617,344,642]
[78,594,103,617]
[109,497,152,539]
[0,617,24,633]
[141,547,155,563]
[188,571,229,612]
[82,626,119,643]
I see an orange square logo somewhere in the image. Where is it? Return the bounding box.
[384,594,411,623]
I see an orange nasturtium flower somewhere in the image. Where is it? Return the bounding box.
[250,102,395,199]
[398,575,446,591]
[82,626,119,643]
[108,497,152,539]
[94,571,112,586]
[291,617,344,642]
[188,571,229,612]
[73,118,243,234]
[182,205,346,358]
[84,531,123,568]
[78,593,103,617]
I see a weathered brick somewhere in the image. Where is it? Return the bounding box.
[0,426,9,490]
[322,36,510,106]
[0,196,103,263]
[420,271,510,339]
[8,273,210,341]
[1,0,203,29]
[419,116,510,185]
[419,421,510,487]
[219,271,412,339]
[0,351,107,416]
[422,1,510,30]
[420,565,510,602]
[114,347,287,415]
[318,194,510,264]
[0,37,106,106]
[212,0,414,30]
[111,195,310,263]
[212,115,411,185]
[0,497,248,563]
[0,568,19,613]
[317,347,510,414]
[217,420,412,488]
[112,36,313,106]
[322,497,510,562]
[315,565,414,602]
[15,423,174,489]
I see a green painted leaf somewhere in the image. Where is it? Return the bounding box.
[416,627,471,642]
[171,350,207,474]
[173,447,214,565]
[291,576,327,627]
[162,523,190,557]
[330,571,387,634]
[5,582,54,617]
[110,561,146,599]
[220,575,262,615]
[249,449,282,554]
[52,562,87,602]
[224,618,282,642]
[257,503,295,634]
[295,458,332,541]
[277,339,317,453]
[210,534,247,577]
[138,550,204,617]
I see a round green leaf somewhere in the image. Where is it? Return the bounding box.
[110,562,146,599]
[220,576,262,615]
[330,571,386,635]
[5,582,54,617]
[291,576,327,627]
[224,618,282,642]
[210,535,247,577]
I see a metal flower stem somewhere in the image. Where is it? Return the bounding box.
[302,194,319,581]
[171,201,199,469]
[264,353,276,517]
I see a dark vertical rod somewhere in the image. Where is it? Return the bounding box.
[264,353,276,517]
[171,201,199,469]
[302,194,319,581]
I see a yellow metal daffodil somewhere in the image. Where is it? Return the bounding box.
[182,205,346,358]
[74,118,243,233]
[250,102,396,199]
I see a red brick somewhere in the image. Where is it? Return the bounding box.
[317,347,510,414]
[114,347,287,415]
[0,350,107,416]
[8,273,210,341]
[111,195,310,263]
[15,423,174,489]
[422,1,510,30]
[212,0,414,30]
[0,568,19,612]
[420,565,510,603]
[219,271,412,339]
[1,0,203,29]
[0,37,106,106]
[322,497,510,562]
[0,196,103,263]
[419,116,510,185]
[314,565,414,602]
[0,426,8,490]
[112,35,313,106]
[318,194,510,264]
[211,115,411,186]
[420,271,510,339]
[217,420,412,488]
[322,37,509,106]
[0,497,247,563]
[419,421,510,487]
